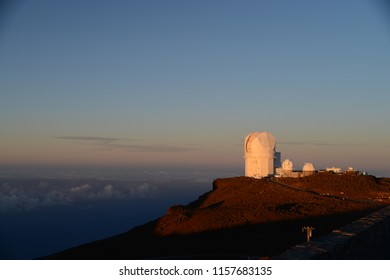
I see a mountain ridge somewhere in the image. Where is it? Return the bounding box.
[43,173,390,259]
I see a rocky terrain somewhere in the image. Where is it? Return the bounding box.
[45,173,390,259]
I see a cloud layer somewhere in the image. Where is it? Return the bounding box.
[55,135,196,153]
[0,180,158,213]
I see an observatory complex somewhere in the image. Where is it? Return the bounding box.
[244,132,316,178]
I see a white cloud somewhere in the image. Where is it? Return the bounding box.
[104,184,113,192]
[70,184,93,193]
[0,180,160,212]
[134,183,158,198]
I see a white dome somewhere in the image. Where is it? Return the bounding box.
[282,159,294,171]
[303,162,315,171]
[245,132,276,157]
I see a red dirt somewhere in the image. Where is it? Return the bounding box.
[155,174,390,236]
[46,173,390,259]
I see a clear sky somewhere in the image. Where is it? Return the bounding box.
[1,0,390,176]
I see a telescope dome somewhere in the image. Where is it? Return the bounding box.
[302,162,315,171]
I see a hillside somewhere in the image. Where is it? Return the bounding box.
[44,173,390,259]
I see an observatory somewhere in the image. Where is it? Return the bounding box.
[244,132,318,178]
[302,162,316,176]
[281,159,294,177]
[244,132,277,178]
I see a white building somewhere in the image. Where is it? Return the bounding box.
[282,159,294,172]
[302,162,316,176]
[244,132,277,178]
[326,167,342,174]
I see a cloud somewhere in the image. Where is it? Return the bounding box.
[278,141,367,147]
[108,143,195,153]
[0,180,159,213]
[70,184,93,193]
[55,135,196,153]
[55,136,122,143]
[278,141,310,146]
[104,184,113,192]
[133,183,158,198]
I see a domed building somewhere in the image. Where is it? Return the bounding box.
[281,159,294,177]
[244,132,277,178]
[302,162,316,176]
[282,159,294,171]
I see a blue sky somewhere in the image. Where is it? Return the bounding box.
[1,0,390,176]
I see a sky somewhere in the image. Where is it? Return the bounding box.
[1,0,390,177]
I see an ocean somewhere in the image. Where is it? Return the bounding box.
[0,176,215,259]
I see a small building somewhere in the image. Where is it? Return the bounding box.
[275,159,314,178]
[326,167,342,174]
[344,167,359,176]
[281,159,294,177]
[302,162,316,176]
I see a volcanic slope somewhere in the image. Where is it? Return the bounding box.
[46,173,390,259]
